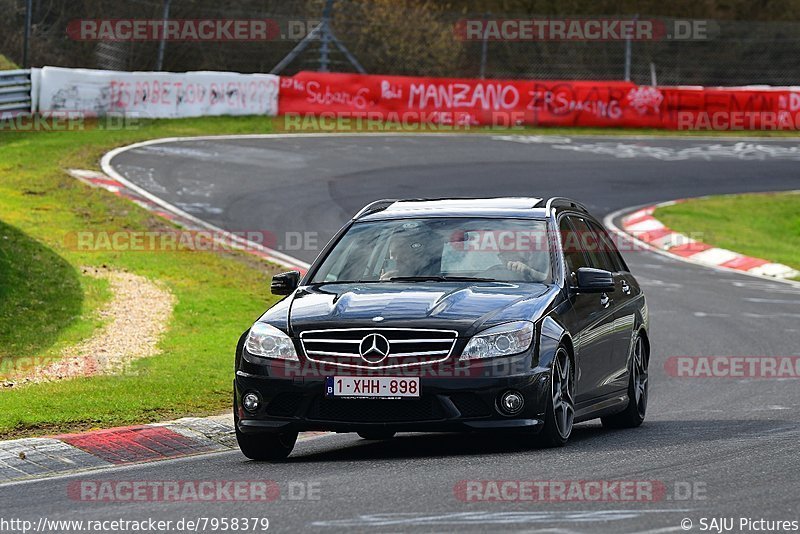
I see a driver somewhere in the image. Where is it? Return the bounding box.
[380,233,427,280]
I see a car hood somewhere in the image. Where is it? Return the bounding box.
[286,282,558,337]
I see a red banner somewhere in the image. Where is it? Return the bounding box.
[279,71,800,130]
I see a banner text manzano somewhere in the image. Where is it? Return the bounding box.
[280,71,800,130]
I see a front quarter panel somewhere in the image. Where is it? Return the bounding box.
[538,314,570,371]
[257,294,293,333]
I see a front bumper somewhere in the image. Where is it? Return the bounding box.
[234,369,550,435]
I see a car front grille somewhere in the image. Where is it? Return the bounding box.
[299,328,458,369]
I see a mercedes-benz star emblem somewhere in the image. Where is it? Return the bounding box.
[359,333,390,364]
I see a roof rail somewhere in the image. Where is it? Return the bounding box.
[352,199,397,220]
[543,197,589,216]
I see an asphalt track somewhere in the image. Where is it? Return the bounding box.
[4,134,800,533]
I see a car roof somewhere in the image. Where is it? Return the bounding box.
[353,197,588,221]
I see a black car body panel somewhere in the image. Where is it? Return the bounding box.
[287,282,554,335]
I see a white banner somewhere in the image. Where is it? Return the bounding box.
[36,67,279,117]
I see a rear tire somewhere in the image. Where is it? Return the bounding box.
[602,332,648,429]
[357,430,396,440]
[236,427,298,461]
[536,346,575,448]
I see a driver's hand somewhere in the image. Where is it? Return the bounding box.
[506,261,529,273]
[380,269,398,280]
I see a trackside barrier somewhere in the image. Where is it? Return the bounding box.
[0,70,33,114]
[279,71,800,130]
[35,66,279,118]
[14,66,800,130]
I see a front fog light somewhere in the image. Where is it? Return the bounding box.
[498,390,524,415]
[242,392,261,413]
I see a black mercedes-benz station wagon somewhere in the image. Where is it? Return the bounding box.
[234,197,649,460]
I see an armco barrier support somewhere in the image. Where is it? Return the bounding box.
[0,69,33,114]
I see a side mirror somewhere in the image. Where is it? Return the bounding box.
[271,271,301,295]
[573,267,615,293]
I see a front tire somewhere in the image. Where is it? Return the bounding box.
[602,332,648,429]
[236,427,298,461]
[536,346,575,448]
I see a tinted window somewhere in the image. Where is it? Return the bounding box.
[562,216,614,272]
[588,220,628,272]
[311,218,552,283]
[559,216,589,275]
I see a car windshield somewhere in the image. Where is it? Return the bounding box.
[310,217,552,284]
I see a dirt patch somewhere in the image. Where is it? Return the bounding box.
[4,267,175,387]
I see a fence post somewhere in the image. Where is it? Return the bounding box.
[155,0,171,71]
[479,13,490,79]
[22,0,32,68]
[624,14,638,81]
[319,0,334,72]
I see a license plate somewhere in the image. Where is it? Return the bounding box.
[325,376,419,398]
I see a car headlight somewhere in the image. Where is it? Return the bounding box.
[460,321,534,361]
[245,322,299,361]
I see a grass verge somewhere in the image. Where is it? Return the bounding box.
[656,192,800,277]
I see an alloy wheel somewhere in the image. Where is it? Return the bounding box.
[552,347,575,439]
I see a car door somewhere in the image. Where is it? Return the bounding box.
[587,219,637,393]
[559,214,619,404]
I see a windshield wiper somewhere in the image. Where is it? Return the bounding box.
[441,276,498,282]
[311,276,500,285]
[388,275,497,282]
[311,280,382,285]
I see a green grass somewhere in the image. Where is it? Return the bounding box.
[1,116,798,439]
[0,54,18,70]
[656,192,800,276]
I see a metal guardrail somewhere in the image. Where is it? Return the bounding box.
[0,69,32,114]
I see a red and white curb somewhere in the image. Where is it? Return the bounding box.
[620,200,799,279]
[0,415,326,484]
[68,169,309,273]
